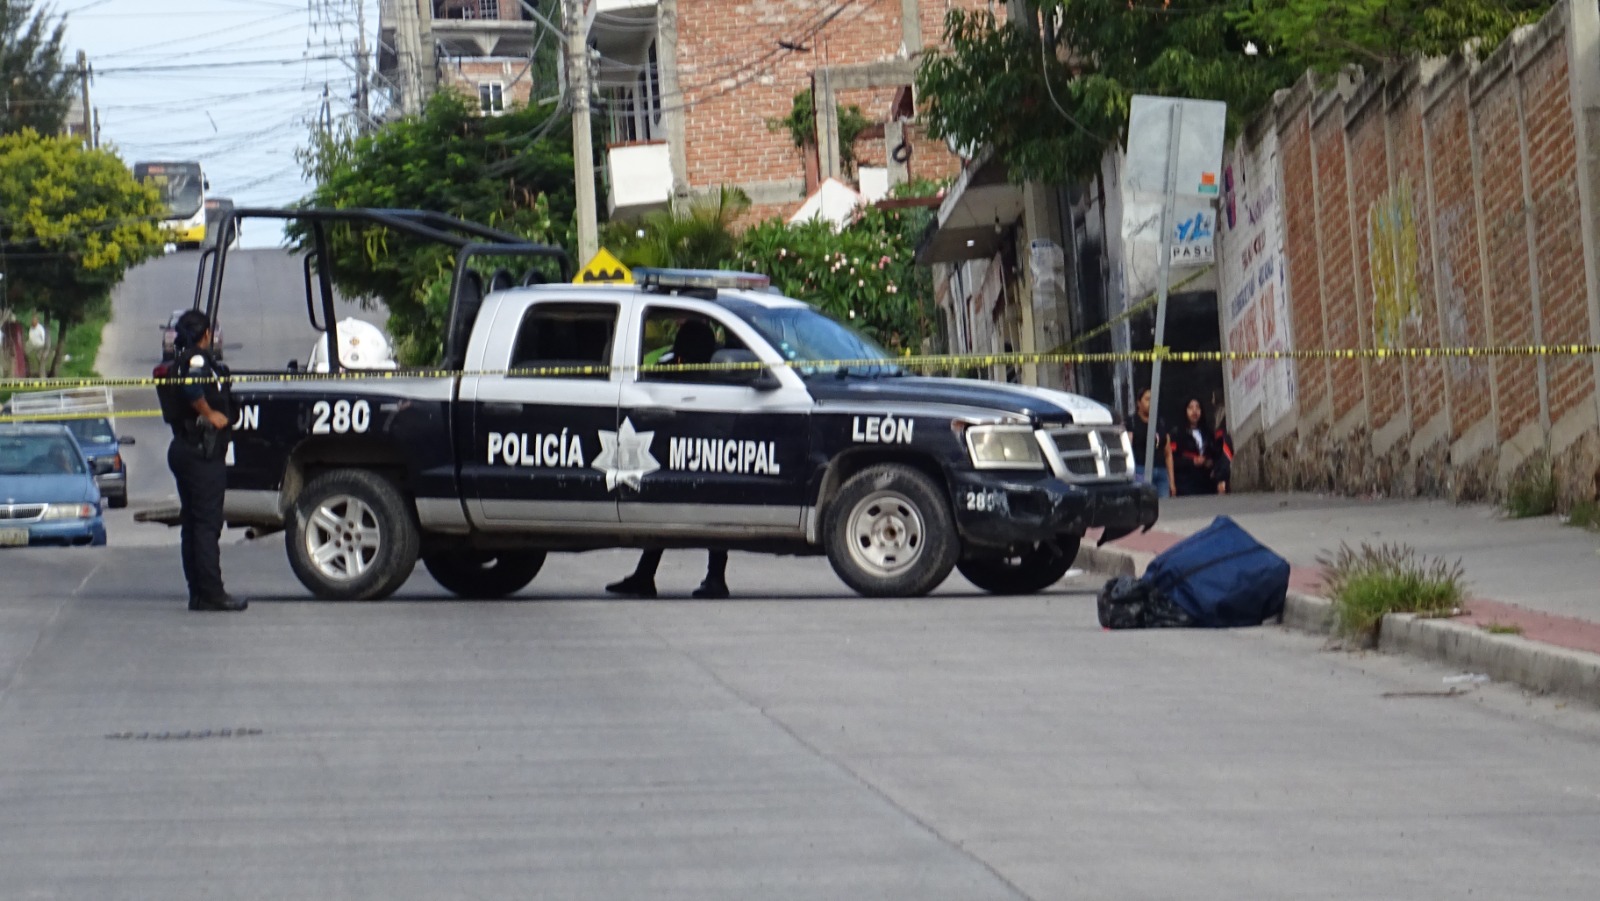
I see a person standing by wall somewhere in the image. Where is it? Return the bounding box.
[26,314,48,376]
[1130,387,1175,498]
[157,310,246,612]
[1168,397,1224,496]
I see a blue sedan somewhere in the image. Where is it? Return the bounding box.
[0,425,107,548]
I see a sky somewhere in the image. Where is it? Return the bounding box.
[61,0,379,247]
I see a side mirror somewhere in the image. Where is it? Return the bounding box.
[118,436,136,446]
[709,349,781,391]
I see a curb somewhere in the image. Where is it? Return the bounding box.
[1081,543,1600,708]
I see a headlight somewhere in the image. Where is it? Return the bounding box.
[42,503,97,520]
[965,425,1045,468]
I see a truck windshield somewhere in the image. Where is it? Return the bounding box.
[728,303,902,377]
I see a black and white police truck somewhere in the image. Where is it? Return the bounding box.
[193,209,1157,600]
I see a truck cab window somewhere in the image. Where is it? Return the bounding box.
[639,307,745,382]
[509,303,618,379]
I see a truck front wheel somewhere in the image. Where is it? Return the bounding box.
[824,464,958,597]
[286,469,419,601]
[956,536,1082,595]
[423,550,545,599]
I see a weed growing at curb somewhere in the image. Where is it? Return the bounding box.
[1504,462,1557,518]
[1317,543,1467,641]
[1481,622,1524,635]
[1565,499,1600,532]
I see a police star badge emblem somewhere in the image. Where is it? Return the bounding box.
[591,417,660,490]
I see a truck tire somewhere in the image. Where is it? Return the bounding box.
[423,550,545,599]
[957,536,1082,595]
[286,469,419,601]
[825,464,958,598]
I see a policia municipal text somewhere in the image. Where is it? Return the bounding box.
[157,310,246,612]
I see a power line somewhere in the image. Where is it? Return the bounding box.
[95,55,343,75]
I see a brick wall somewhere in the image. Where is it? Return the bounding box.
[1227,0,1600,505]
[674,0,985,219]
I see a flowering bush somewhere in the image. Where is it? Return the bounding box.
[735,201,939,353]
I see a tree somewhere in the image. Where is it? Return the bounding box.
[599,187,750,270]
[1234,0,1553,71]
[296,90,578,364]
[1,1,74,137]
[917,3,1301,185]
[0,129,166,375]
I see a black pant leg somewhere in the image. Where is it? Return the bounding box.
[633,548,664,580]
[171,440,228,600]
[706,550,728,581]
[168,440,197,594]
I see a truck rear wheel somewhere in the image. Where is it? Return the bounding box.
[824,464,958,597]
[423,550,545,599]
[286,469,419,601]
[957,536,1082,595]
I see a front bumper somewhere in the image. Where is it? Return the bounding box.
[950,471,1159,551]
[0,518,107,547]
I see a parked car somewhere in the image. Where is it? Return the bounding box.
[2,389,133,508]
[0,424,107,547]
[161,309,223,360]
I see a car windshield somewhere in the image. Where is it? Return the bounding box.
[59,418,117,447]
[728,303,902,377]
[0,434,86,475]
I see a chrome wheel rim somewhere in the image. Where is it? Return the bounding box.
[845,489,925,577]
[304,494,382,581]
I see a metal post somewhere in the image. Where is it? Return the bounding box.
[1141,102,1183,491]
[354,0,371,131]
[77,51,92,146]
[568,0,599,260]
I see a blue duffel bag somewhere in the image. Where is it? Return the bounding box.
[1140,516,1290,628]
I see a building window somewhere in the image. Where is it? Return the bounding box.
[477,0,499,18]
[479,82,504,115]
[434,0,497,19]
[604,40,662,144]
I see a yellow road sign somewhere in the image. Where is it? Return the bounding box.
[574,248,633,284]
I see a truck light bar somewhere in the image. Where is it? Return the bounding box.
[634,267,771,291]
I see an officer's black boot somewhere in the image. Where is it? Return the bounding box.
[604,575,657,598]
[189,594,248,612]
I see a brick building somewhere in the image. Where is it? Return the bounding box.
[592,0,990,223]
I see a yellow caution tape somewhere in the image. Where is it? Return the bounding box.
[5,342,1600,423]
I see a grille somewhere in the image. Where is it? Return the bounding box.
[0,504,46,522]
[1045,427,1132,482]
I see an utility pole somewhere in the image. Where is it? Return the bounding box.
[354,0,371,131]
[567,0,598,261]
[77,51,92,147]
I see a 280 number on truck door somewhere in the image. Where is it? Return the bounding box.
[310,399,371,435]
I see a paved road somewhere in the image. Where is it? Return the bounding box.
[6,254,1598,897]
[2,543,1599,899]
[96,249,378,545]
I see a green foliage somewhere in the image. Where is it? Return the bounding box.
[1504,460,1557,518]
[766,89,874,167]
[917,4,1301,185]
[1318,542,1467,639]
[736,203,939,354]
[600,187,750,270]
[917,2,1551,187]
[1565,499,1600,532]
[1234,1,1553,71]
[0,129,166,375]
[1,1,74,136]
[294,91,577,365]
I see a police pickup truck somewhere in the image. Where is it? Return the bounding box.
[204,209,1157,600]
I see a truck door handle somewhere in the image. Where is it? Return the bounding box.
[483,402,524,416]
[633,407,677,419]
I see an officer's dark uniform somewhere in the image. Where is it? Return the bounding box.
[157,328,239,609]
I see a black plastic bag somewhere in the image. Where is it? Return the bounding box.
[1096,576,1194,629]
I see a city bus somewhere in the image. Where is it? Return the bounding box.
[132,160,208,248]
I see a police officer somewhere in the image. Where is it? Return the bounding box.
[159,310,246,612]
[605,320,731,600]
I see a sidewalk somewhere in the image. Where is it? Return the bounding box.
[1083,493,1600,704]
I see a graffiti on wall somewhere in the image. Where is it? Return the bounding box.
[1217,131,1297,432]
[1368,178,1422,349]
